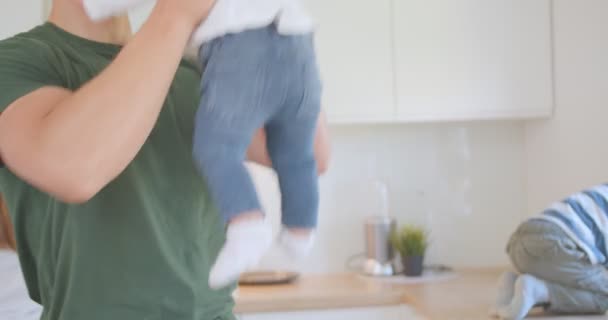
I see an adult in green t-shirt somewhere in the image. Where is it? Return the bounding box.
[0,0,330,319]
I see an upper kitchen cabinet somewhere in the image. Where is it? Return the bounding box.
[393,0,554,121]
[305,0,396,123]
[131,0,553,124]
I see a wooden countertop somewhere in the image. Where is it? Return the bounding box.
[399,268,608,320]
[234,273,408,314]
[234,268,506,318]
[403,268,504,319]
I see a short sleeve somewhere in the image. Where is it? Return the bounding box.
[0,38,64,113]
[0,37,64,167]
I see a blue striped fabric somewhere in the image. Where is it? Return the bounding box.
[537,184,608,265]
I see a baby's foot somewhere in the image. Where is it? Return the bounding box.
[208,214,272,289]
[498,274,549,320]
[279,227,316,259]
[490,271,518,317]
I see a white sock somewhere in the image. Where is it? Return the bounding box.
[278,228,316,259]
[498,274,549,320]
[82,0,149,21]
[208,219,272,289]
[490,271,518,316]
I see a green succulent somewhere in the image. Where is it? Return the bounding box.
[391,225,429,257]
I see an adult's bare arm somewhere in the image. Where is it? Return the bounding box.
[0,1,213,203]
[247,112,331,175]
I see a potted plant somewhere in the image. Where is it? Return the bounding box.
[391,225,429,277]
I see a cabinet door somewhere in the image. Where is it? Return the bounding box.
[305,0,396,123]
[394,0,553,121]
[238,305,423,320]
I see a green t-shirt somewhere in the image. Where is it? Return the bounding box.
[0,23,235,320]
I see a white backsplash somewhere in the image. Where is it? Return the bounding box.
[250,122,527,273]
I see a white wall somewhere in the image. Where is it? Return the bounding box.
[252,122,527,273]
[525,0,608,214]
[0,1,44,39]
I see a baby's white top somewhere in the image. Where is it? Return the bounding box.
[83,0,315,47]
[192,0,315,46]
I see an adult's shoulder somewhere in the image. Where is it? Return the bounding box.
[0,25,64,113]
[0,24,57,54]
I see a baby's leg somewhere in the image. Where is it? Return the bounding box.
[193,115,272,289]
[194,39,278,289]
[539,274,608,315]
[266,118,320,258]
[498,273,608,319]
[490,270,518,316]
[501,219,608,318]
[498,274,549,320]
[82,0,149,21]
[266,33,323,259]
[193,117,263,224]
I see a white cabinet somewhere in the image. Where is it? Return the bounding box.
[305,0,396,124]
[238,305,424,320]
[130,0,553,124]
[393,0,553,121]
[308,0,553,123]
